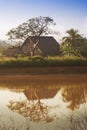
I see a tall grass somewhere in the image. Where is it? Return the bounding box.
[0,56,87,67]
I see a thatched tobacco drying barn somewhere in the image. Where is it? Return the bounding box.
[21,36,60,56]
[4,36,60,57]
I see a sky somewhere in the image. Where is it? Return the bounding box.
[0,0,87,40]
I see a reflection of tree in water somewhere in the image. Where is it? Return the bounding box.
[28,100,53,122]
[8,100,53,123]
[61,86,87,110]
[7,88,56,123]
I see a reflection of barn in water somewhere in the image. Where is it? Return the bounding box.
[24,88,59,100]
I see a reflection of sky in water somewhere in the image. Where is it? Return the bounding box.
[0,88,87,130]
[0,90,26,105]
[0,89,68,110]
[0,90,28,130]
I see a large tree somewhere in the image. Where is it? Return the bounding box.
[61,28,87,57]
[7,16,56,56]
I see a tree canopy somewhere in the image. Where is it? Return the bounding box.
[7,16,56,40]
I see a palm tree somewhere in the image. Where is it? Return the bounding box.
[61,28,82,56]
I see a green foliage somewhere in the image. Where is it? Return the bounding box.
[0,56,87,67]
[18,54,25,58]
[61,28,87,57]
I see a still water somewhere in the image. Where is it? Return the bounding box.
[0,74,87,130]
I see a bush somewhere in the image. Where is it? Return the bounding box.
[0,56,87,67]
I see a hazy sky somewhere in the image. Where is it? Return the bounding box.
[0,0,87,40]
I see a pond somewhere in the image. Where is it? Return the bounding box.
[0,74,87,130]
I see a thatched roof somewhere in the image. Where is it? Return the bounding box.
[21,36,60,56]
[3,46,21,57]
[24,88,58,100]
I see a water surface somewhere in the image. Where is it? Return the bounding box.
[0,74,87,130]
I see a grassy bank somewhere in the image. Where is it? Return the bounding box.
[0,56,87,67]
[0,56,87,75]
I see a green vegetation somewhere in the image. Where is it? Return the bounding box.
[0,56,87,67]
[61,28,87,57]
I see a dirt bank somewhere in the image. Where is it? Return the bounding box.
[0,66,87,75]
